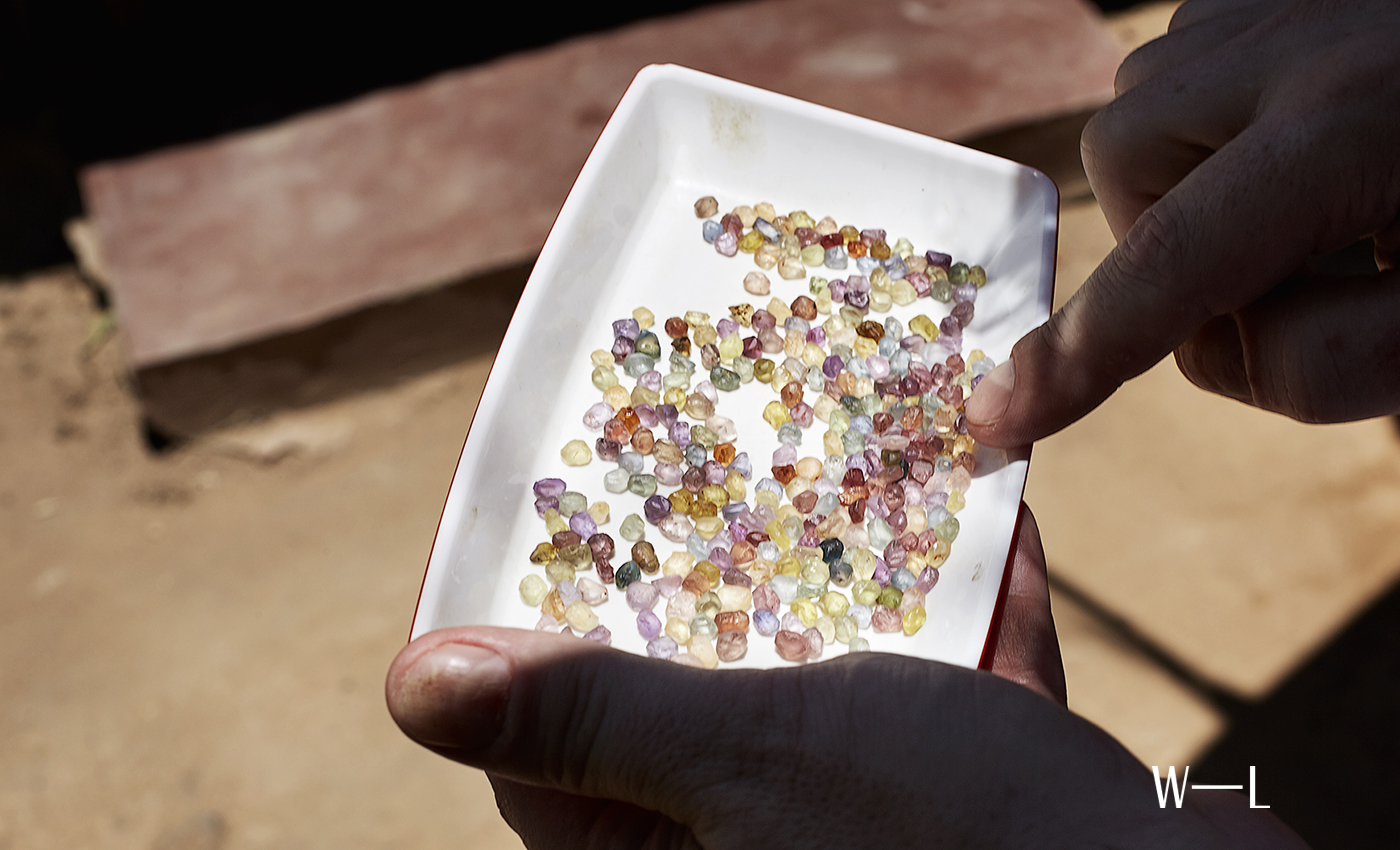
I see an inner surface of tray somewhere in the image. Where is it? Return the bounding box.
[412,65,1056,669]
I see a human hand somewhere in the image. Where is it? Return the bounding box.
[966,0,1400,447]
[385,504,1304,848]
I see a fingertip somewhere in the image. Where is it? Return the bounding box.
[387,637,513,753]
[965,358,1014,429]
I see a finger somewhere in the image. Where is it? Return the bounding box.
[984,503,1067,706]
[1115,1,1275,95]
[1084,45,1263,241]
[969,118,1331,447]
[1174,269,1400,422]
[1168,0,1280,32]
[489,775,698,850]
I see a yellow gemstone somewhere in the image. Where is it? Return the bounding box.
[693,323,718,346]
[763,401,792,429]
[724,471,747,501]
[560,439,592,466]
[695,560,721,587]
[665,616,692,644]
[754,201,777,220]
[800,244,825,266]
[967,349,986,365]
[564,600,599,633]
[718,332,743,360]
[738,229,765,253]
[789,210,815,229]
[591,366,618,390]
[519,574,549,606]
[603,384,631,410]
[590,349,614,367]
[684,310,710,328]
[778,256,806,279]
[588,501,610,525]
[544,509,567,535]
[663,386,687,406]
[946,490,966,514]
[545,560,574,585]
[902,605,927,636]
[775,554,801,576]
[689,635,719,669]
[529,542,557,564]
[814,290,833,314]
[927,539,951,567]
[816,614,836,645]
[869,267,892,293]
[632,306,654,329]
[909,314,938,341]
[869,291,893,313]
[694,515,725,539]
[891,281,917,306]
[791,597,820,627]
[852,336,878,359]
[754,489,780,510]
[852,579,881,606]
[663,552,696,576]
[820,590,850,618]
[669,489,693,514]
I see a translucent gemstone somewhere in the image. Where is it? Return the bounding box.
[902,605,927,635]
[715,231,738,256]
[716,630,748,662]
[647,635,679,659]
[636,608,662,639]
[871,605,901,632]
[775,629,809,662]
[519,574,549,606]
[848,636,870,653]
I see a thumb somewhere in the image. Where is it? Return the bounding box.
[384,626,781,826]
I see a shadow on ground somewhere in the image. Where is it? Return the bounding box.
[1055,568,1400,850]
[138,260,531,442]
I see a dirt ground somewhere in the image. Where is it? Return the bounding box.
[7,5,1400,848]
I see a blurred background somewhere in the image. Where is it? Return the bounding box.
[4,1,1400,848]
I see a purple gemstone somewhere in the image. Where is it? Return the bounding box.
[753,609,781,636]
[611,336,635,362]
[643,495,672,523]
[846,290,870,310]
[535,495,559,517]
[583,625,612,645]
[727,452,753,479]
[569,511,598,539]
[647,635,678,659]
[612,318,640,340]
[916,566,940,594]
[636,609,662,639]
[926,250,952,269]
[722,569,752,589]
[627,581,660,611]
[716,317,740,338]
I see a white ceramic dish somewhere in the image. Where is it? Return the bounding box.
[410,64,1056,669]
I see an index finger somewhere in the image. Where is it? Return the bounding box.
[966,118,1327,447]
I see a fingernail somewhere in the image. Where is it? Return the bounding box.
[966,358,1015,426]
[392,643,511,751]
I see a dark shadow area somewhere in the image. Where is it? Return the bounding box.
[138,260,531,442]
[1052,568,1400,850]
[961,108,1096,203]
[1190,573,1400,850]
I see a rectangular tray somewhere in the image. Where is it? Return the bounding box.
[411,64,1056,668]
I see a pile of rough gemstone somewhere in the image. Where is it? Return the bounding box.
[522,199,997,668]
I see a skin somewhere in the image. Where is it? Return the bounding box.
[966,0,1400,447]
[387,505,1307,848]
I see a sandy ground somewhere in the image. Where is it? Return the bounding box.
[7,4,1400,848]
